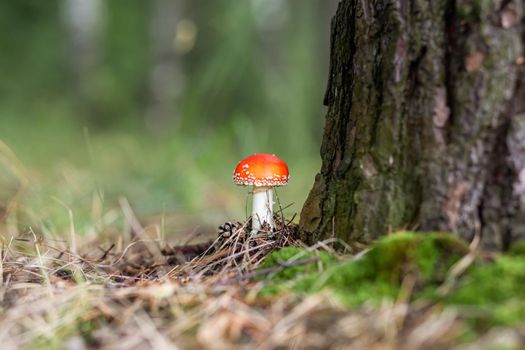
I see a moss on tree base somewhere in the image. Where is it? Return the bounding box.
[259,232,525,329]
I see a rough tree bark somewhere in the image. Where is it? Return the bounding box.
[300,0,525,250]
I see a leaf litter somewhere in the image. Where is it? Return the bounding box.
[1,214,524,349]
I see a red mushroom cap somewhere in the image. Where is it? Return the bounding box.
[233,154,289,187]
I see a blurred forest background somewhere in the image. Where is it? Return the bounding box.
[0,0,337,238]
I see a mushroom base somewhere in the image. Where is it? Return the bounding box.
[251,186,273,234]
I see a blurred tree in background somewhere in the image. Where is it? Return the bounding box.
[0,0,337,235]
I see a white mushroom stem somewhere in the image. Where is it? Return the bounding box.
[251,186,273,234]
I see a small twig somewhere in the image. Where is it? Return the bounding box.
[286,213,297,226]
[98,243,115,261]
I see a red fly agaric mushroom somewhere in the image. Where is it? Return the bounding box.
[233,154,289,234]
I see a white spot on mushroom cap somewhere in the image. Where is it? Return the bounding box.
[232,174,289,187]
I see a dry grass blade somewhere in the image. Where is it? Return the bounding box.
[438,232,480,296]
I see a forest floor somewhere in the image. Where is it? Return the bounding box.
[1,213,525,350]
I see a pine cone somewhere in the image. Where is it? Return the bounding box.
[218,221,238,238]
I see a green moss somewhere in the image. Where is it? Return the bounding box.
[23,317,101,350]
[509,239,525,256]
[260,232,469,306]
[257,247,337,295]
[261,232,525,330]
[260,247,337,271]
[447,255,525,326]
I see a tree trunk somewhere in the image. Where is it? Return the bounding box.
[62,0,104,80]
[300,0,525,250]
[61,0,105,122]
[145,0,188,134]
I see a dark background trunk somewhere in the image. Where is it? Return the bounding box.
[300,0,525,250]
